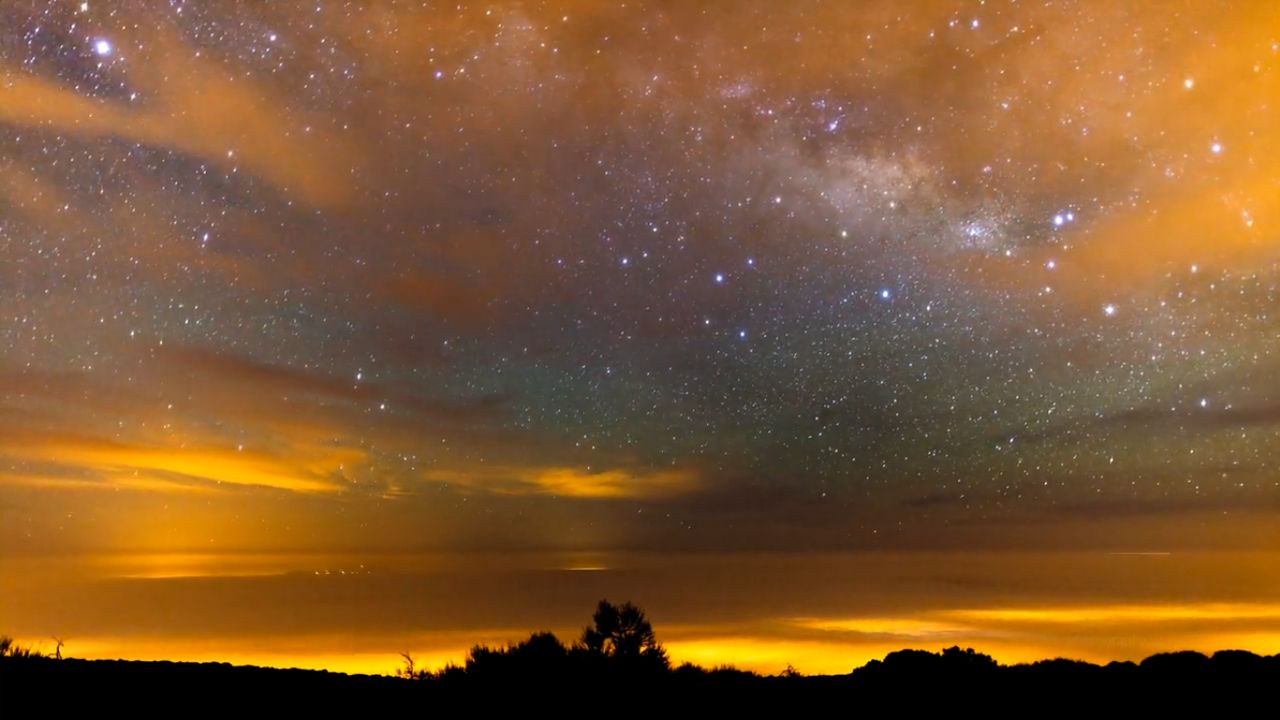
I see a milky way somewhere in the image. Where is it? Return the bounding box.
[2,1,1280,556]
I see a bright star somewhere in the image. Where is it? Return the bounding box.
[1103,304,1118,317]
[714,273,726,284]
[93,38,113,56]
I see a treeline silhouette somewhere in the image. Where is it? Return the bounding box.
[397,600,673,685]
[4,599,1280,713]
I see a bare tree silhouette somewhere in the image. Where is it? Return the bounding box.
[396,651,429,679]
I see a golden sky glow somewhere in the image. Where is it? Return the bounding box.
[9,551,1280,676]
[4,0,1280,674]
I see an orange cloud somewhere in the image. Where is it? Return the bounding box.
[0,31,358,207]
[0,347,524,501]
[0,430,358,494]
[425,465,700,499]
[945,603,1280,626]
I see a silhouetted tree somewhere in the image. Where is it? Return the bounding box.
[395,652,429,680]
[579,599,669,671]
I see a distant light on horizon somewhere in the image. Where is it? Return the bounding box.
[5,0,1280,678]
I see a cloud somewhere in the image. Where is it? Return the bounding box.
[1040,492,1280,520]
[0,346,514,497]
[1009,402,1280,446]
[902,492,966,509]
[158,345,511,427]
[0,30,359,206]
[0,428,356,494]
[424,465,700,500]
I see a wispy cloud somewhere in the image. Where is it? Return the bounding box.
[424,465,701,500]
[0,30,359,206]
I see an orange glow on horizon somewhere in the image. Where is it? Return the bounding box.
[16,597,1280,678]
[5,0,1280,684]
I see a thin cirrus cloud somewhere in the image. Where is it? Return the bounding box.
[0,426,358,495]
[2,344,703,503]
[423,465,701,500]
[0,30,359,207]
[0,346,512,497]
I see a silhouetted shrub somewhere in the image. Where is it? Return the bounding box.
[1140,650,1211,675]
[0,636,43,659]
[579,599,670,672]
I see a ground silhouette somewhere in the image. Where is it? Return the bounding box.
[3,600,1278,713]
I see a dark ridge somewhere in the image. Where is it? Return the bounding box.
[5,603,1276,713]
[4,646,1279,714]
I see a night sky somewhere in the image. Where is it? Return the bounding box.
[4,0,1280,672]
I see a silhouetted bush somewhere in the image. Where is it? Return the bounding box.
[0,636,43,659]
[428,600,671,689]
[6,622,1280,713]
[463,631,570,682]
[1140,650,1211,675]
